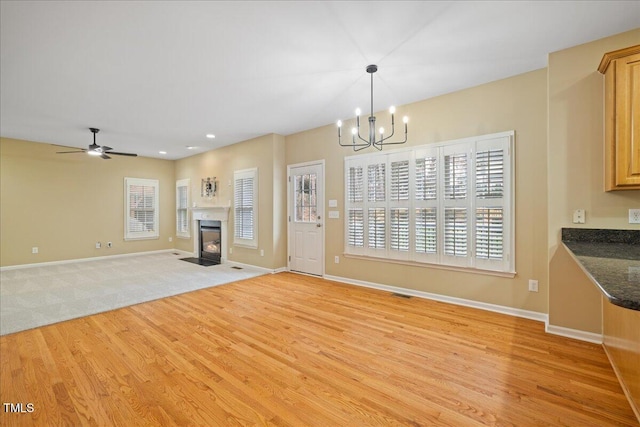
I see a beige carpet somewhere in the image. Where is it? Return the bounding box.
[0,252,265,335]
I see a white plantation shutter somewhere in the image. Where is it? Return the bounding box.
[368,208,386,249]
[389,157,410,257]
[444,153,467,200]
[475,148,504,260]
[444,208,468,257]
[415,156,437,201]
[390,160,409,201]
[474,137,511,271]
[176,179,190,238]
[390,208,409,252]
[234,168,258,248]
[442,145,470,267]
[475,208,503,259]
[415,208,437,254]
[368,163,386,202]
[346,165,365,251]
[348,209,364,247]
[344,131,514,274]
[124,178,159,240]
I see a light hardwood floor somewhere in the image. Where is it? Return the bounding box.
[1,272,638,426]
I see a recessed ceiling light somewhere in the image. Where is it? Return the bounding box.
[206,134,215,139]
[159,151,167,155]
[187,146,196,150]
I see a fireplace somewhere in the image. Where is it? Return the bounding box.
[199,220,221,264]
[189,206,229,265]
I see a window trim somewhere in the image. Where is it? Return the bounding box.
[344,131,515,275]
[233,167,258,248]
[124,177,160,241]
[176,178,190,239]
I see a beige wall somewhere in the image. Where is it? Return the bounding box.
[3,29,637,335]
[174,134,287,270]
[548,29,640,333]
[0,137,176,267]
[286,68,549,313]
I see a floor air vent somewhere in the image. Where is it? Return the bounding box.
[231,266,243,270]
[391,293,411,299]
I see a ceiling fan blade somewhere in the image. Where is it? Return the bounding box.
[108,152,138,157]
[101,154,111,160]
[101,146,113,151]
[52,143,84,149]
[56,150,87,154]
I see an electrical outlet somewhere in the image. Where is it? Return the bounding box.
[260,249,264,257]
[629,209,640,224]
[334,256,340,264]
[229,247,233,254]
[32,247,39,254]
[169,237,173,242]
[572,209,585,224]
[95,242,101,249]
[528,279,539,292]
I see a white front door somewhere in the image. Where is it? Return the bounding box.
[289,162,324,276]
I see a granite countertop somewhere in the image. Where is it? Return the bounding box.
[562,228,640,311]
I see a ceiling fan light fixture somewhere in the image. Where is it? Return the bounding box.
[205,134,215,139]
[87,150,101,156]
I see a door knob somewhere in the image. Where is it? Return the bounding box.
[316,223,322,228]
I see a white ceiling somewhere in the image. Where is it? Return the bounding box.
[1,1,639,160]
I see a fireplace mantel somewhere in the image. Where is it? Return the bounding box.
[190,206,230,222]
[190,206,230,262]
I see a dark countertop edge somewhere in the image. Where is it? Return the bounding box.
[561,243,640,311]
[561,227,640,245]
[562,243,614,301]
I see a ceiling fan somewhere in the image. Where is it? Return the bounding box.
[56,128,137,159]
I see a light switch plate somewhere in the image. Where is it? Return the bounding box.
[329,199,338,208]
[329,210,340,219]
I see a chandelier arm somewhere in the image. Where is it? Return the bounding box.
[338,137,370,148]
[373,134,408,148]
[380,121,396,142]
[355,127,371,145]
[354,143,372,152]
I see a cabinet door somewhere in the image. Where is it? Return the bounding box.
[614,52,640,189]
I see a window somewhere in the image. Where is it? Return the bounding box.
[124,178,159,240]
[294,173,318,223]
[176,179,190,238]
[234,168,258,248]
[344,131,514,274]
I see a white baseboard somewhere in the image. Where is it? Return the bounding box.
[226,261,287,274]
[0,249,187,272]
[323,274,603,344]
[545,323,603,344]
[323,274,548,323]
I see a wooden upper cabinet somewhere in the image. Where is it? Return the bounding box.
[598,45,640,191]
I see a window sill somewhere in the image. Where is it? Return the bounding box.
[343,253,516,278]
[124,236,160,241]
[234,242,258,249]
[176,235,190,240]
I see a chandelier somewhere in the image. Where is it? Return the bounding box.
[338,64,408,151]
